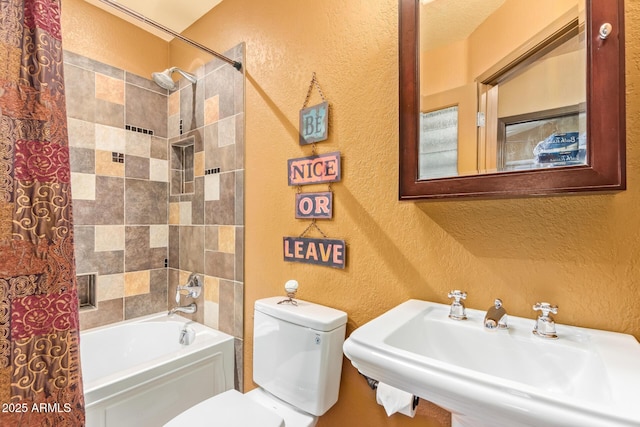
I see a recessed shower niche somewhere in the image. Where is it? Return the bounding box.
[171,136,196,195]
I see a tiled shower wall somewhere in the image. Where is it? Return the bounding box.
[65,45,245,378]
[167,45,245,386]
[65,50,170,329]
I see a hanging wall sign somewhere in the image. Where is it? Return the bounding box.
[283,237,346,269]
[295,192,333,219]
[288,151,341,186]
[299,101,329,145]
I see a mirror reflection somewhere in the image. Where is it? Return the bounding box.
[419,0,586,180]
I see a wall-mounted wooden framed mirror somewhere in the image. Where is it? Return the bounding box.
[399,0,625,200]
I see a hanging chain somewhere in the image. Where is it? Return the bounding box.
[298,72,329,239]
[299,219,328,239]
[301,72,327,109]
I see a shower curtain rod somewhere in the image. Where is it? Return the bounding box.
[98,0,242,71]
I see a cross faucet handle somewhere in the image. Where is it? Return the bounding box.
[447,290,467,320]
[448,290,467,303]
[532,302,558,317]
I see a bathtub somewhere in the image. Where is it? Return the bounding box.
[81,312,235,427]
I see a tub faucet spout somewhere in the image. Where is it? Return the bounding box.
[168,303,197,316]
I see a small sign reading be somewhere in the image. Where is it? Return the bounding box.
[299,101,328,145]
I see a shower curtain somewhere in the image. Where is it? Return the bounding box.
[0,0,85,425]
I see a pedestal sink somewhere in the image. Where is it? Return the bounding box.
[343,299,640,427]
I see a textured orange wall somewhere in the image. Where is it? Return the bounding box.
[60,0,640,425]
[60,0,168,78]
[172,1,640,426]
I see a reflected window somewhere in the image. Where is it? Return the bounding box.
[419,106,458,180]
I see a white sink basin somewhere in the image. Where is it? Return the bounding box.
[343,299,640,427]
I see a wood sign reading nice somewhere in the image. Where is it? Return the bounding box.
[287,151,341,186]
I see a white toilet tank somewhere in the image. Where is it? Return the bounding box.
[253,297,347,417]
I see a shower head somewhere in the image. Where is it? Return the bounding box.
[151,67,197,91]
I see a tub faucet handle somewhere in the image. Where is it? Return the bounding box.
[447,290,467,320]
[176,273,202,303]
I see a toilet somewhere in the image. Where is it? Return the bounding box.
[165,296,348,427]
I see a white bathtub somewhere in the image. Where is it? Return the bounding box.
[81,312,235,427]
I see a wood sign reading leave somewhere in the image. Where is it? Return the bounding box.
[283,237,346,269]
[288,151,341,186]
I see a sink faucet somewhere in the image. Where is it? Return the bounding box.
[447,290,467,320]
[484,299,508,330]
[532,302,558,339]
[168,302,197,316]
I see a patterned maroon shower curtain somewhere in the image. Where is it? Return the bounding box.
[0,0,85,425]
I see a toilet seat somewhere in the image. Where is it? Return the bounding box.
[164,389,284,427]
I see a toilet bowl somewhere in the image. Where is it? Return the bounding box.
[165,297,347,427]
[165,388,315,427]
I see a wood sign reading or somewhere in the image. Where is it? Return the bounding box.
[295,192,332,219]
[287,151,341,186]
[283,237,346,269]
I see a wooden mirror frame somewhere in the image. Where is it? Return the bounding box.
[399,0,626,200]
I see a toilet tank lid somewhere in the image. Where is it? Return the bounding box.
[255,297,347,332]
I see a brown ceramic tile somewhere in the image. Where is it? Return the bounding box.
[218,226,235,253]
[126,83,168,138]
[234,281,243,338]
[168,91,180,116]
[235,113,245,169]
[96,73,125,105]
[125,226,166,271]
[179,226,205,273]
[79,298,123,330]
[234,338,244,392]
[192,177,204,225]
[204,251,234,280]
[125,155,150,180]
[204,124,236,172]
[235,227,244,282]
[218,279,235,335]
[94,61,124,80]
[235,171,244,226]
[95,251,125,276]
[64,64,96,122]
[69,147,95,173]
[73,225,95,274]
[150,268,168,294]
[194,152,205,177]
[95,99,125,128]
[150,136,168,160]
[125,290,167,319]
[205,65,235,120]
[205,172,235,225]
[94,176,124,224]
[204,275,219,302]
[124,270,150,296]
[204,94,220,125]
[205,226,219,251]
[96,150,124,177]
[67,118,95,150]
[180,80,204,132]
[125,179,168,225]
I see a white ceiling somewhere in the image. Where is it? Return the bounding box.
[85,0,222,41]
